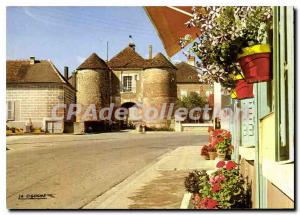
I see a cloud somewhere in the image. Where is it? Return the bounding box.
[23,7,61,27]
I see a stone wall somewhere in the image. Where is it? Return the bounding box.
[76,69,109,122]
[142,68,176,128]
[111,69,143,106]
[6,83,74,129]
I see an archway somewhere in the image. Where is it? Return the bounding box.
[120,102,140,129]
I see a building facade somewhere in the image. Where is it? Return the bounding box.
[6,58,76,133]
[224,6,294,209]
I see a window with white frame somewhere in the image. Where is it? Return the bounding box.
[122,76,132,92]
[7,101,14,121]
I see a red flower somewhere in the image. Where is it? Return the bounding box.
[225,131,231,139]
[213,129,223,136]
[212,183,221,193]
[219,174,225,181]
[206,198,218,209]
[216,160,225,168]
[226,160,237,170]
[217,136,224,143]
[211,137,218,147]
[200,197,218,209]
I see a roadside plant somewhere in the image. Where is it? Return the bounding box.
[180,6,272,89]
[201,145,209,156]
[186,160,251,209]
[207,144,216,153]
[210,129,232,154]
[184,170,208,194]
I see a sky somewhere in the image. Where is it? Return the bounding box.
[6,6,188,73]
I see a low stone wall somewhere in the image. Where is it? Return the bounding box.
[175,122,213,133]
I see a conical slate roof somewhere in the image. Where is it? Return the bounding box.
[77,53,109,70]
[145,53,176,69]
[108,46,146,69]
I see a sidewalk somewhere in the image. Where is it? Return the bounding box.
[84,146,218,209]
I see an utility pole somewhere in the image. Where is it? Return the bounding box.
[107,41,112,105]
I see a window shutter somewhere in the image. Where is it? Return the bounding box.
[6,101,14,121]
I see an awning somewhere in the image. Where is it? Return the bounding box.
[144,6,199,57]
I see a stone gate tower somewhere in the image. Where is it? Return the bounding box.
[142,53,177,128]
[75,53,110,132]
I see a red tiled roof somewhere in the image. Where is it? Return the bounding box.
[77,53,109,70]
[108,46,146,69]
[175,62,200,83]
[6,60,70,85]
[145,53,176,69]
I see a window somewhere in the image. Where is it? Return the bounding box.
[122,76,132,92]
[274,6,294,161]
[180,90,187,98]
[7,101,14,121]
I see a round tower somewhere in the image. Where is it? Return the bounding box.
[142,53,177,128]
[76,53,110,123]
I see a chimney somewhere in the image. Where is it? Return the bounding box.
[148,45,153,59]
[30,56,35,65]
[64,66,69,79]
[128,42,135,51]
[187,55,195,66]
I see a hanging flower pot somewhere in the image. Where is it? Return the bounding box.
[235,79,254,100]
[233,73,244,81]
[237,44,272,83]
[230,90,237,99]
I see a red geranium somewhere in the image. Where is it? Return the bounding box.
[212,183,221,193]
[216,160,225,168]
[213,129,223,136]
[225,131,231,139]
[202,198,219,209]
[211,137,218,147]
[217,136,224,143]
[226,160,237,170]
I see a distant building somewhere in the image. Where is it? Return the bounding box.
[6,44,213,133]
[6,57,76,133]
[175,56,213,99]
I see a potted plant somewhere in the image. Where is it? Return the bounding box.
[210,129,232,160]
[238,44,272,83]
[235,79,254,99]
[201,145,210,160]
[180,6,272,90]
[232,73,254,99]
[207,144,217,160]
[184,160,251,209]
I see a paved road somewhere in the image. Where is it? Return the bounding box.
[6,131,207,209]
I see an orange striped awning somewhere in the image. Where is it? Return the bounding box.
[144,6,199,57]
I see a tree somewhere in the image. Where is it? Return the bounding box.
[176,92,207,110]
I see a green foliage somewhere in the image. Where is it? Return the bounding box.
[180,6,272,90]
[176,92,207,110]
[187,160,251,209]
